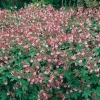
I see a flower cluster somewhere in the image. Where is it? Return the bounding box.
[0,4,100,100]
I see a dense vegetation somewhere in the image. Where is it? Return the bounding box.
[0,4,100,100]
[0,0,100,10]
[0,0,32,10]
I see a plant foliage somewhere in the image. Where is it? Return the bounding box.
[0,4,100,100]
[0,0,32,10]
[84,0,100,8]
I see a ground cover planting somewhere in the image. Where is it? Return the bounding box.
[0,4,100,100]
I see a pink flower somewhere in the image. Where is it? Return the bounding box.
[71,55,76,60]
[90,70,93,73]
[18,76,21,79]
[95,68,99,72]
[68,36,73,42]
[30,59,33,63]
[87,84,90,87]
[78,60,82,64]
[81,52,85,56]
[3,81,8,85]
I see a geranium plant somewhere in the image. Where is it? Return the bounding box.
[0,4,100,100]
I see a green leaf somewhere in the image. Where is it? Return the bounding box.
[0,21,2,27]
[82,88,92,98]
[94,47,100,55]
[92,87,100,96]
[64,70,71,81]
[9,41,14,46]
[80,69,88,76]
[22,84,28,91]
[66,49,72,56]
[0,67,7,73]
[0,49,3,56]
[51,97,58,100]
[91,73,99,84]
[75,44,84,50]
[15,89,22,98]
[70,92,80,99]
[18,79,29,91]
[82,75,90,83]
[8,10,12,14]
[65,94,71,99]
[30,51,36,57]
[0,91,7,100]
[60,42,70,50]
